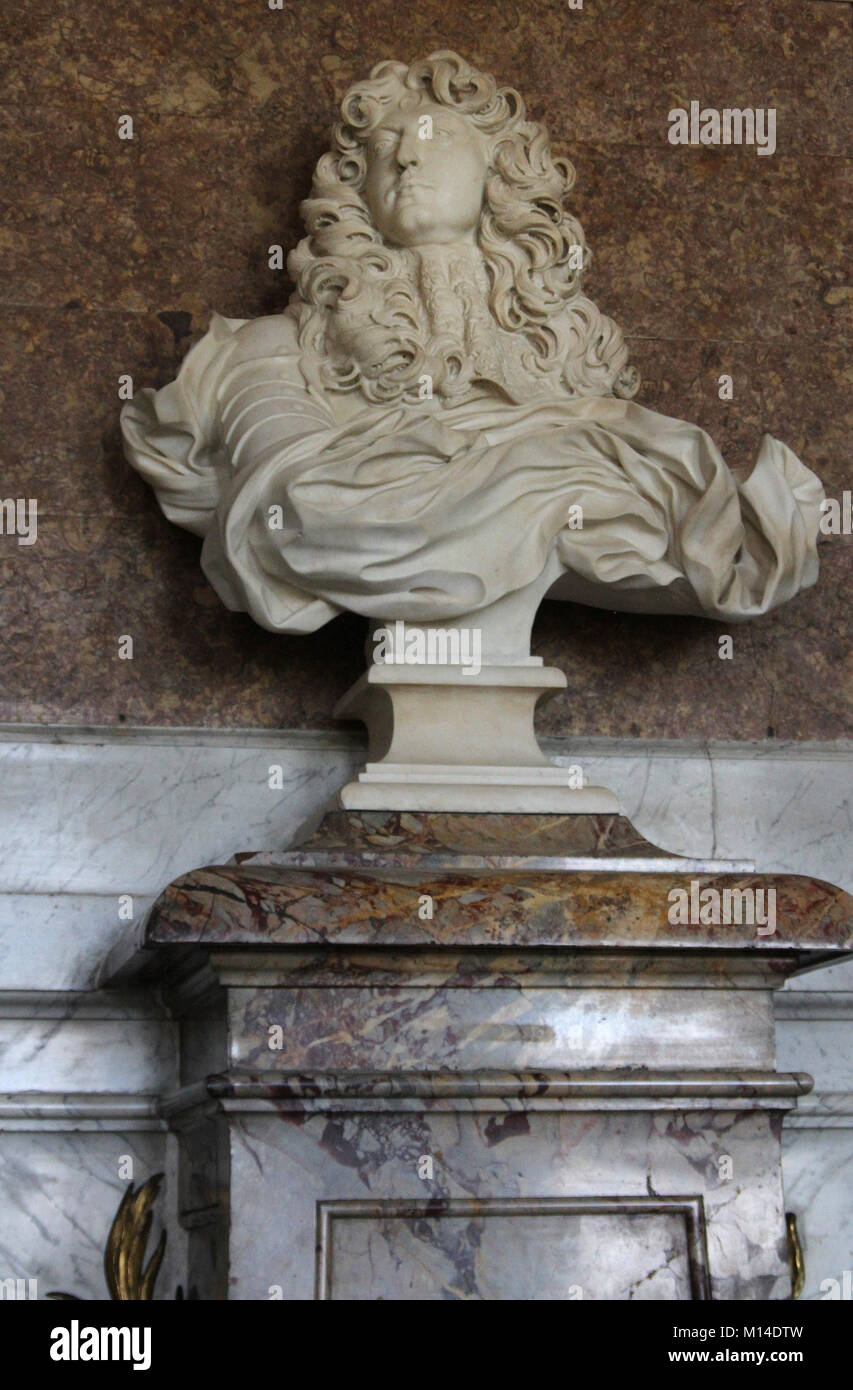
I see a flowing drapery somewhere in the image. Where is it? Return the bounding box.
[121,313,823,633]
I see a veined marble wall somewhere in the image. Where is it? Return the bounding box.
[0,728,850,1299]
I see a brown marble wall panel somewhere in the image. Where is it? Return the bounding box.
[0,512,368,728]
[0,308,175,513]
[574,147,850,342]
[619,0,851,157]
[0,0,849,737]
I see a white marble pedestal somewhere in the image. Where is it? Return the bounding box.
[103,811,853,1300]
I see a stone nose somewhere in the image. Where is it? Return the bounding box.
[395,131,422,170]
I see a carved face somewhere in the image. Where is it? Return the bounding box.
[363,100,488,248]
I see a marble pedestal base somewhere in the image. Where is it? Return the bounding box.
[173,1075,801,1301]
[103,811,853,1301]
[334,660,618,813]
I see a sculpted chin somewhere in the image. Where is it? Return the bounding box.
[121,50,823,635]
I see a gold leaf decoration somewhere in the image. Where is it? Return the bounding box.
[105,1174,166,1301]
[48,1172,166,1301]
[786,1211,805,1300]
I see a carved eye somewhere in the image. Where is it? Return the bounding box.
[370,134,397,157]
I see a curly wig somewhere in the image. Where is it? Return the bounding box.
[287,51,638,404]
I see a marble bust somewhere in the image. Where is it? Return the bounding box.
[121,51,824,811]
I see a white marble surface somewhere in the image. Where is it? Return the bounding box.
[0,1015,175,1096]
[0,1130,183,1301]
[1,727,851,890]
[782,1129,853,1301]
[553,739,853,893]
[0,733,356,897]
[0,896,136,992]
[776,1022,853,1095]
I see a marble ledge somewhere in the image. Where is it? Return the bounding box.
[5,1073,850,1128]
[775,991,853,1020]
[0,988,169,1019]
[784,1094,853,1129]
[0,1091,164,1131]
[106,863,853,966]
[179,948,824,991]
[160,1069,814,1121]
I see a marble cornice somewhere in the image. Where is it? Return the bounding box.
[10,1078,852,1131]
[200,948,799,991]
[126,866,853,960]
[775,991,853,1019]
[0,1091,163,1130]
[784,1093,853,1129]
[0,989,168,1019]
[158,1069,812,1119]
[3,722,853,762]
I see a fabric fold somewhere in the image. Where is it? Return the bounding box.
[121,313,824,633]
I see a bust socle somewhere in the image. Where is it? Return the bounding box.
[121,52,824,811]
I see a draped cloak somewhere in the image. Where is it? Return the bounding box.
[120,311,824,633]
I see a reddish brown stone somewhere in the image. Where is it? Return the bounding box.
[0,0,849,740]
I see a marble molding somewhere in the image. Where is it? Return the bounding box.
[103,809,853,1301]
